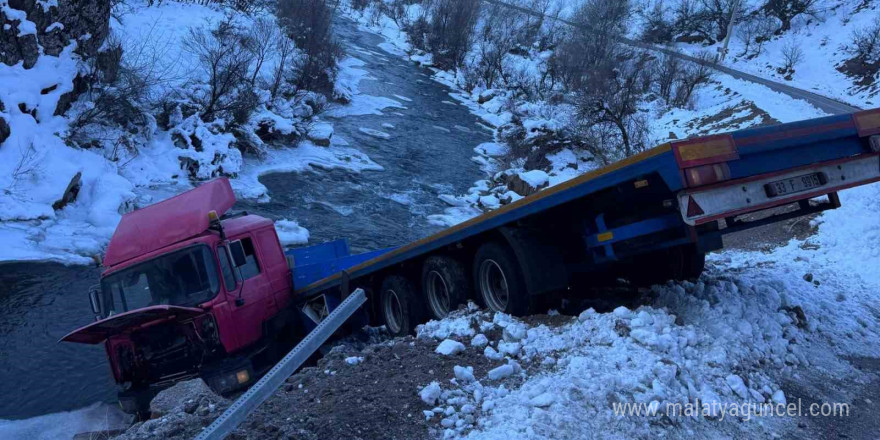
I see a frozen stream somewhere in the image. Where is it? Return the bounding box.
[0,16,488,422]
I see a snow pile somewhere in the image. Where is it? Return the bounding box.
[0,403,129,440]
[275,219,310,246]
[0,44,136,264]
[415,269,814,438]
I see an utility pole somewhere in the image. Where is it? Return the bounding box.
[719,0,742,62]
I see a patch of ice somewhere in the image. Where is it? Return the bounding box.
[358,127,392,140]
[274,219,309,247]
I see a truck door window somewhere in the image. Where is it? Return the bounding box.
[239,238,261,280]
[217,246,237,290]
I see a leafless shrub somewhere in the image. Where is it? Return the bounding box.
[780,38,804,74]
[551,0,630,91]
[848,22,880,64]
[673,51,714,106]
[245,16,278,86]
[640,0,674,43]
[762,0,820,33]
[426,0,481,69]
[277,0,343,93]
[270,34,298,101]
[656,53,684,105]
[183,18,255,120]
[671,0,715,43]
[575,51,655,159]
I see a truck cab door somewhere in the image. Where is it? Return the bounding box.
[219,236,275,350]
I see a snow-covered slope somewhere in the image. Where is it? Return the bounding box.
[413,181,880,438]
[0,2,381,264]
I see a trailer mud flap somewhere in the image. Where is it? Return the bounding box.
[499,226,568,296]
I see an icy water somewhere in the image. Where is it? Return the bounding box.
[0,17,487,420]
[238,17,489,252]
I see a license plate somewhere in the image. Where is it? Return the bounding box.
[765,172,827,197]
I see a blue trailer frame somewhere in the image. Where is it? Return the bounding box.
[291,110,880,299]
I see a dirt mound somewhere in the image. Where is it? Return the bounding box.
[235,336,498,440]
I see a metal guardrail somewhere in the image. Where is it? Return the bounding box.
[194,288,368,440]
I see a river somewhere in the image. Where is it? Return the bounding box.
[0,15,488,420]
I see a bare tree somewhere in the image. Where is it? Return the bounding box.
[762,0,820,33]
[245,16,278,85]
[270,34,297,101]
[277,0,343,93]
[183,18,255,120]
[848,22,880,64]
[780,38,804,74]
[673,51,713,107]
[426,0,481,69]
[657,53,684,104]
[576,51,655,159]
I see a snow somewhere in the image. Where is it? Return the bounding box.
[358,127,391,140]
[411,177,880,438]
[1,2,37,36]
[274,219,309,247]
[345,356,364,366]
[471,334,489,347]
[0,403,129,440]
[420,382,443,405]
[516,170,549,189]
[329,57,406,117]
[436,339,467,356]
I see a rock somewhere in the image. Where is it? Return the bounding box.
[307,122,334,146]
[507,170,549,197]
[419,381,442,405]
[470,334,489,347]
[149,378,225,417]
[487,364,514,380]
[0,116,9,145]
[803,273,813,283]
[453,365,475,383]
[2,0,110,68]
[435,339,466,356]
[52,171,82,211]
[477,90,497,104]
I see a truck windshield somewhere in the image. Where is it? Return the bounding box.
[100,245,220,317]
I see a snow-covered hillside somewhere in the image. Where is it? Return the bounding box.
[0,1,380,264]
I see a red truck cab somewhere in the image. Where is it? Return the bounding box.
[61,178,295,415]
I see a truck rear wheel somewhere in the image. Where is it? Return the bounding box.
[473,242,531,316]
[380,275,425,337]
[422,256,470,320]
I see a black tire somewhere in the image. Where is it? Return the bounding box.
[379,275,426,337]
[421,255,471,320]
[473,242,532,316]
[631,245,706,286]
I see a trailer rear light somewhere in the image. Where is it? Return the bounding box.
[672,134,739,168]
[853,108,880,137]
[684,163,731,187]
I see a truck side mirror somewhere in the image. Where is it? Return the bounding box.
[88,289,101,317]
[228,240,248,268]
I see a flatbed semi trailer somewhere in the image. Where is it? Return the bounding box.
[293,109,880,325]
[62,108,880,415]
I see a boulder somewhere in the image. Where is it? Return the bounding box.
[0,116,10,145]
[150,378,226,417]
[1,0,111,68]
[52,171,82,211]
[307,122,334,147]
[507,170,549,197]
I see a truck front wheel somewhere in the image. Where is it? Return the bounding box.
[380,275,426,337]
[473,242,531,316]
[422,256,470,320]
